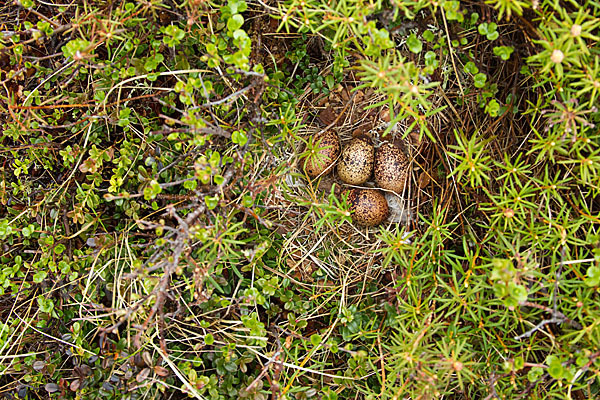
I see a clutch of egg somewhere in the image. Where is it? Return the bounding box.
[302,132,407,226]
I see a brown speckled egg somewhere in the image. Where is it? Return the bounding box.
[347,188,389,226]
[337,136,374,185]
[374,142,408,193]
[302,130,340,178]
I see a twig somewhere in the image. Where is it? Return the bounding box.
[520,301,582,330]
[103,178,196,201]
[514,315,569,341]
[246,349,282,393]
[193,85,253,108]
[567,350,600,397]
[98,143,246,351]
[441,10,464,96]
[515,373,548,399]
[482,372,503,400]
[21,6,61,28]
[515,252,581,340]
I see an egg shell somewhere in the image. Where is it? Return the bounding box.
[347,188,389,227]
[302,130,340,178]
[337,136,374,185]
[374,142,408,193]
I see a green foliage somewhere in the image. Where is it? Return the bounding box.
[407,33,423,54]
[486,0,529,20]
[358,53,442,140]
[490,258,528,307]
[1,0,600,399]
[478,22,499,40]
[493,45,514,60]
[448,130,492,188]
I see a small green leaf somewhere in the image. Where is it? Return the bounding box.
[33,271,47,283]
[144,53,164,71]
[478,23,489,35]
[0,220,14,238]
[474,73,487,88]
[509,282,527,303]
[548,360,564,379]
[487,31,499,40]
[576,355,589,367]
[424,51,439,73]
[585,266,600,286]
[503,296,519,308]
[22,224,36,238]
[528,366,544,382]
[493,46,514,60]
[62,39,90,59]
[54,244,66,255]
[228,14,244,32]
[491,259,514,281]
[183,180,198,190]
[37,297,54,313]
[310,334,322,346]
[443,0,461,20]
[330,342,338,353]
[232,130,248,146]
[407,34,422,54]
[485,99,500,117]
[423,30,435,42]
[325,75,335,89]
[242,194,254,207]
[514,356,525,371]
[205,196,219,210]
[214,174,225,185]
[464,61,479,74]
[205,333,215,345]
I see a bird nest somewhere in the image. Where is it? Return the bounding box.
[260,70,443,289]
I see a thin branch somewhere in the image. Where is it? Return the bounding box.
[514,315,568,341]
[515,253,581,340]
[193,85,253,108]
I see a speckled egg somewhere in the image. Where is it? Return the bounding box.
[347,188,389,227]
[337,136,374,185]
[374,142,408,193]
[302,130,340,178]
